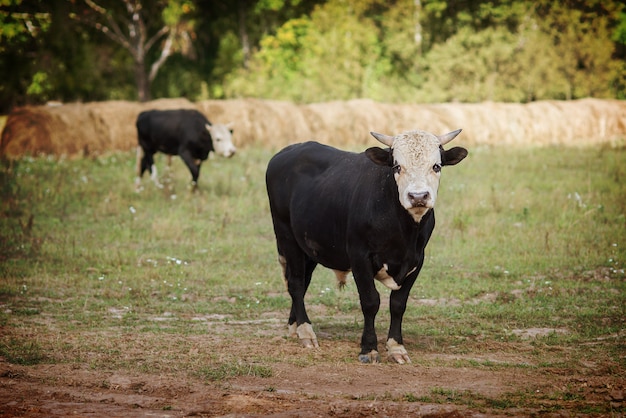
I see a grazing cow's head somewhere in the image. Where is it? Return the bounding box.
[366,129,467,222]
[206,123,236,158]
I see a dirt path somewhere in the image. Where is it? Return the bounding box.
[2,339,623,417]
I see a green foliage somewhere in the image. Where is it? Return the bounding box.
[422,26,524,102]
[226,0,386,102]
[532,0,622,99]
[221,0,625,103]
[25,70,50,98]
[613,12,626,44]
[1,1,626,109]
[162,0,194,26]
[0,0,50,45]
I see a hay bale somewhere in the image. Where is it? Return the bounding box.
[198,98,314,149]
[0,103,100,157]
[0,98,195,158]
[1,98,625,158]
[85,99,196,154]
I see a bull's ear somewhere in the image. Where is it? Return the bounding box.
[365,147,392,166]
[442,147,468,166]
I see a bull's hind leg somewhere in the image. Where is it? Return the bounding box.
[137,149,163,189]
[135,147,145,191]
[149,159,163,189]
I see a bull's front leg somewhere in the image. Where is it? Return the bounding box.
[179,151,201,191]
[386,268,420,364]
[352,266,381,363]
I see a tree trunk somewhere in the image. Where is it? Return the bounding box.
[135,56,150,102]
[238,0,250,69]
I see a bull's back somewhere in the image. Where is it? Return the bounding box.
[136,109,207,155]
[267,142,339,180]
[266,142,358,209]
[266,142,373,268]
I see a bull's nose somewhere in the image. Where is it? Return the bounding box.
[408,191,430,207]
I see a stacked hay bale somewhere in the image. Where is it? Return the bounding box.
[1,98,625,158]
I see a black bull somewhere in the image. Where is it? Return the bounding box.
[135,109,235,190]
[265,131,467,363]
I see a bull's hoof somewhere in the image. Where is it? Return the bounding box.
[358,350,380,364]
[386,338,411,364]
[300,338,318,348]
[287,322,297,338]
[296,323,319,348]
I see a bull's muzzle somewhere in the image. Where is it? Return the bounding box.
[408,191,430,207]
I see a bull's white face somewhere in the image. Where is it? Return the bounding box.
[206,123,236,158]
[369,128,466,223]
[391,131,443,222]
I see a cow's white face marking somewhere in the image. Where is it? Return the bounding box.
[206,123,236,158]
[390,131,443,223]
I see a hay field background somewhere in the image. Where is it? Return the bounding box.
[1,98,625,157]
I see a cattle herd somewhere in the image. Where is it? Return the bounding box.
[136,108,467,364]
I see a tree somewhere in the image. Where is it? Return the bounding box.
[532,0,624,100]
[71,0,196,101]
[224,0,386,102]
[0,0,52,111]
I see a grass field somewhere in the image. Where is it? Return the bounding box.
[1,143,624,416]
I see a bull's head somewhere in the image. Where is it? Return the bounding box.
[366,129,467,223]
[206,123,237,158]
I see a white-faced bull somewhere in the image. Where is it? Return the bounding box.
[135,109,236,191]
[265,129,467,363]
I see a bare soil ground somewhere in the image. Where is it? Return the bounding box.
[1,318,624,418]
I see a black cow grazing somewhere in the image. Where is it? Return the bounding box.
[266,129,467,364]
[135,109,236,191]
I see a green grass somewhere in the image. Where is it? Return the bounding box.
[0,143,624,411]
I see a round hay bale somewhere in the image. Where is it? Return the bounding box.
[0,98,195,158]
[0,103,100,157]
[1,106,54,156]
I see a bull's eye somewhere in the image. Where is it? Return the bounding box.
[433,163,441,173]
[392,164,401,174]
